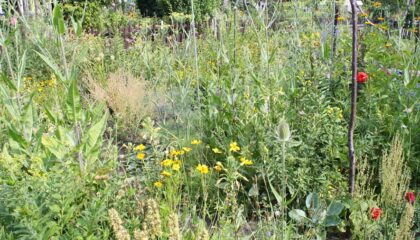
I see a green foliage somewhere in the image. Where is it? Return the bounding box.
[136,0,220,21]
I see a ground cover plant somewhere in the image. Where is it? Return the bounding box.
[0,0,418,239]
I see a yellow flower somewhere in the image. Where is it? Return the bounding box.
[229,142,240,152]
[365,21,375,26]
[214,162,223,172]
[377,17,384,21]
[161,159,174,167]
[212,148,222,154]
[359,13,368,17]
[336,16,345,21]
[327,106,334,115]
[191,139,201,145]
[196,164,209,174]
[135,144,146,151]
[182,147,192,152]
[415,17,420,21]
[373,2,382,8]
[379,25,388,31]
[240,157,253,166]
[385,43,392,48]
[172,163,181,171]
[137,153,145,160]
[154,181,163,188]
[161,171,172,177]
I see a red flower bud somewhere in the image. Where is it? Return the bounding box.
[370,207,382,220]
[357,72,369,84]
[405,192,415,204]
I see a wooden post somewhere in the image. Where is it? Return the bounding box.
[348,0,358,195]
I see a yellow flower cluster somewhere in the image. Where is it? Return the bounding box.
[327,106,344,121]
[229,142,240,152]
[196,164,209,174]
[135,144,146,160]
[373,2,382,8]
[336,16,345,21]
[240,157,253,166]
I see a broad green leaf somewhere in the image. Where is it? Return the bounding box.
[16,50,27,91]
[248,183,259,197]
[327,201,344,216]
[66,80,82,123]
[41,135,66,159]
[8,127,28,149]
[306,192,320,210]
[288,209,307,223]
[324,215,341,227]
[84,113,107,151]
[268,179,283,205]
[53,5,66,35]
[71,17,83,37]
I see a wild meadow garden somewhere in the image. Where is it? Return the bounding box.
[0,0,419,239]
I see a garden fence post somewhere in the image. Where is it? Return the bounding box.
[348,0,358,195]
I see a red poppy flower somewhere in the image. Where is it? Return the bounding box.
[405,192,415,204]
[357,72,369,84]
[370,207,382,220]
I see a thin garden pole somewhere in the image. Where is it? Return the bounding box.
[348,0,358,195]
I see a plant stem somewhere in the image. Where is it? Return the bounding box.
[348,0,358,195]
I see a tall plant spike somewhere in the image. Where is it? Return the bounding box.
[348,0,358,195]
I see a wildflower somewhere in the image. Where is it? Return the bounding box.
[135,144,146,151]
[94,175,109,180]
[182,147,192,152]
[327,106,334,115]
[415,17,420,21]
[357,72,368,84]
[191,139,201,145]
[278,120,291,141]
[359,12,368,17]
[154,181,163,188]
[168,213,181,240]
[385,43,392,48]
[405,192,415,204]
[410,29,419,33]
[240,157,253,166]
[370,207,382,220]
[196,164,209,174]
[137,152,146,160]
[380,25,388,31]
[377,17,385,21]
[365,21,375,26]
[145,199,163,238]
[172,163,181,171]
[338,111,344,121]
[214,162,223,172]
[161,171,172,177]
[108,208,130,240]
[373,2,382,8]
[10,16,17,26]
[229,142,240,152]
[212,148,222,154]
[336,16,345,21]
[161,159,174,167]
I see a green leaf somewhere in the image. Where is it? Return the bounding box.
[324,215,341,227]
[71,17,83,37]
[327,201,344,216]
[35,51,66,83]
[248,183,259,197]
[41,135,66,159]
[288,209,307,223]
[66,80,82,123]
[84,113,107,152]
[268,179,283,205]
[306,192,320,210]
[0,72,17,91]
[53,4,66,35]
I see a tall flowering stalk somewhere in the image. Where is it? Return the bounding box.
[348,0,359,195]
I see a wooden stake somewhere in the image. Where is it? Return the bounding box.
[348,0,358,195]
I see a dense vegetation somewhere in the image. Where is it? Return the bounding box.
[0,0,418,239]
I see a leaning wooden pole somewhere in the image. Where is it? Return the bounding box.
[348,0,358,195]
